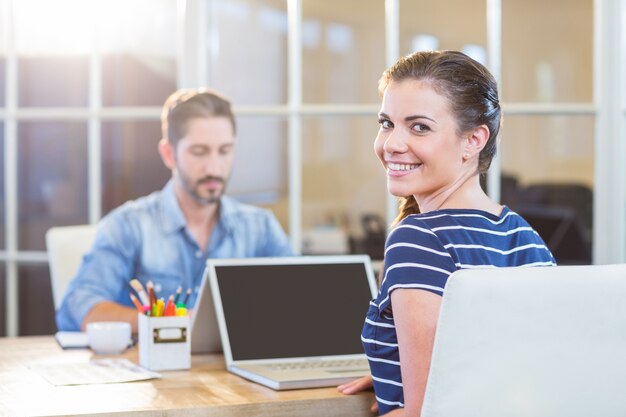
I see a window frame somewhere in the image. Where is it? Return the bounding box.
[1,0,625,337]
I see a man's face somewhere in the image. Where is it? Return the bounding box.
[172,117,235,205]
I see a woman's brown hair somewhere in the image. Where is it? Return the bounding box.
[380,51,501,226]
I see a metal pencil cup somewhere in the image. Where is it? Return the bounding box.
[138,314,191,371]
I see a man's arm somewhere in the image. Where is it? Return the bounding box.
[82,301,140,333]
[56,213,140,331]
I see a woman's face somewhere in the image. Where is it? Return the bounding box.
[374,79,469,201]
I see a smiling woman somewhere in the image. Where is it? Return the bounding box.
[338,51,556,417]
[376,51,501,222]
[375,79,474,207]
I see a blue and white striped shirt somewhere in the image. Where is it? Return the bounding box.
[362,207,555,414]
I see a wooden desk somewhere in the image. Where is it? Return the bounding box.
[0,336,375,417]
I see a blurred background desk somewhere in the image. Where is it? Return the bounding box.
[0,336,375,417]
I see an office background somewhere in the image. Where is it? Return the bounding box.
[0,0,624,337]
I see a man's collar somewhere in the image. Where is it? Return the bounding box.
[216,195,237,234]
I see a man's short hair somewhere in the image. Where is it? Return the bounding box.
[161,88,236,147]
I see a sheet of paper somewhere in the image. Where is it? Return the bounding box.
[55,331,89,349]
[29,358,161,386]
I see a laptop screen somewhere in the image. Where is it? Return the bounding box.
[213,259,376,361]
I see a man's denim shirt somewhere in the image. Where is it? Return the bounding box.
[56,180,293,331]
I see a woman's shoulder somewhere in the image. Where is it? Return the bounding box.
[388,215,439,243]
[386,215,451,257]
[412,206,534,229]
[396,207,507,230]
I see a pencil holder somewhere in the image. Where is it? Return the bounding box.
[138,314,191,371]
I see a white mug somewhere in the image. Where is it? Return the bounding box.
[86,321,132,355]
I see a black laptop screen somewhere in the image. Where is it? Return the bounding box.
[214,262,374,361]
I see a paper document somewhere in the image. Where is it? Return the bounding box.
[30,358,161,386]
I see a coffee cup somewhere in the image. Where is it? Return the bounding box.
[86,321,132,355]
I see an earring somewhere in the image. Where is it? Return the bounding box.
[463,153,470,160]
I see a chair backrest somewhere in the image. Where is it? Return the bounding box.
[421,264,626,417]
[45,224,97,309]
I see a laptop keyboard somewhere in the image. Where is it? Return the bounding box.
[265,358,369,371]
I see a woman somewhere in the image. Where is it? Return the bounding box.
[338,51,556,416]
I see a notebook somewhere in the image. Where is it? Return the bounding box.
[207,255,378,390]
[421,264,626,417]
[190,263,223,354]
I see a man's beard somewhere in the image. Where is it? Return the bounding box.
[178,171,227,206]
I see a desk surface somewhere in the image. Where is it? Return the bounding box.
[0,336,375,417]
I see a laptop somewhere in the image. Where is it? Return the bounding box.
[421,264,626,417]
[207,255,378,390]
[190,264,223,353]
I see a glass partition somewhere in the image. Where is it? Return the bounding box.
[14,0,94,55]
[0,0,4,107]
[101,120,170,215]
[400,0,487,60]
[208,0,288,105]
[18,264,55,335]
[18,57,89,107]
[500,115,594,265]
[0,263,5,336]
[229,116,289,232]
[102,55,176,107]
[0,123,4,250]
[0,58,5,108]
[100,0,177,106]
[301,116,386,260]
[502,0,593,102]
[17,122,89,250]
[302,0,385,104]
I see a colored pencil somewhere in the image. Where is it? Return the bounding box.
[146,280,156,308]
[173,286,182,304]
[130,279,150,307]
[129,293,144,313]
[182,288,192,306]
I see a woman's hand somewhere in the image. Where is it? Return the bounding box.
[337,374,373,394]
[337,375,378,413]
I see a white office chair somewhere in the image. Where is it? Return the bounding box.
[45,224,98,309]
[422,264,626,417]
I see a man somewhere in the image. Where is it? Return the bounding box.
[56,89,293,332]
